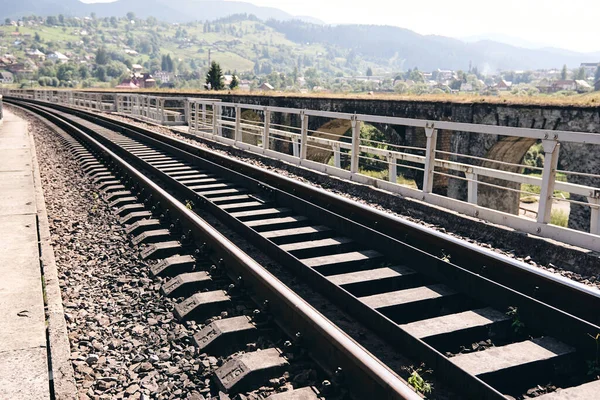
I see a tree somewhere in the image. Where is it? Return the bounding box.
[205,61,224,90]
[95,47,109,65]
[230,75,239,90]
[34,32,41,42]
[166,54,174,73]
[95,65,106,81]
[78,65,89,80]
[575,67,586,80]
[126,12,136,21]
[5,18,11,25]
[595,66,600,83]
[561,64,568,80]
[366,67,373,77]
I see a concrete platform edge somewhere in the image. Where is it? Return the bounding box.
[28,109,78,399]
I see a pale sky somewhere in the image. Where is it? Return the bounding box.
[82,0,600,53]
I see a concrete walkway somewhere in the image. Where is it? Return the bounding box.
[0,109,50,399]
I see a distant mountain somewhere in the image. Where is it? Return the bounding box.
[461,33,553,50]
[1,0,325,24]
[266,20,595,71]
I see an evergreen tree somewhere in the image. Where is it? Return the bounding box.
[366,67,373,77]
[95,47,109,65]
[230,74,239,90]
[595,66,600,82]
[166,54,174,72]
[561,64,568,80]
[161,55,167,71]
[205,61,224,90]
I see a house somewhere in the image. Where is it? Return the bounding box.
[435,69,454,83]
[259,82,274,91]
[496,80,512,91]
[238,79,251,92]
[154,71,173,83]
[131,64,143,73]
[47,51,69,62]
[460,82,474,92]
[116,79,139,89]
[575,80,592,93]
[26,49,45,60]
[552,80,577,92]
[0,71,14,84]
[535,78,553,94]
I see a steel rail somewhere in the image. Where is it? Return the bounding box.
[30,97,600,325]
[12,100,421,400]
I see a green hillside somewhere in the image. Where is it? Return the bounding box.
[0,14,376,90]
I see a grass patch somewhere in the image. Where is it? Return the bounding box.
[550,209,569,227]
[520,172,569,199]
[358,168,418,188]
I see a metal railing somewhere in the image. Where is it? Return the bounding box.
[116,94,187,125]
[3,88,600,251]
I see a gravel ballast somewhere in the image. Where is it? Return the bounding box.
[25,110,227,400]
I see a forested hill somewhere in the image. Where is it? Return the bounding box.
[265,20,595,71]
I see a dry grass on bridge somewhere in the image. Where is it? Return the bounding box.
[84,88,600,108]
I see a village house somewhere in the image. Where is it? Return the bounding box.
[496,79,512,91]
[0,71,14,84]
[238,80,251,91]
[26,49,45,61]
[131,64,144,73]
[552,80,577,92]
[47,51,69,63]
[259,82,274,91]
[574,80,592,93]
[153,71,173,83]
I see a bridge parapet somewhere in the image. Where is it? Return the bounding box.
[5,89,600,252]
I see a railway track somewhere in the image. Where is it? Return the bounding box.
[9,98,600,400]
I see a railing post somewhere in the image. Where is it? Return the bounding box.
[234,105,242,142]
[194,102,199,133]
[466,171,478,204]
[184,99,189,125]
[388,155,397,183]
[588,195,600,235]
[263,108,271,150]
[422,124,438,194]
[202,103,207,124]
[350,115,361,174]
[333,143,341,168]
[212,103,219,136]
[300,111,309,160]
[217,104,223,136]
[537,139,560,224]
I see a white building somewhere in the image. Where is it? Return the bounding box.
[0,71,14,84]
[47,51,69,62]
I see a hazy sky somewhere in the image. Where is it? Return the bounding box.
[82,0,600,53]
